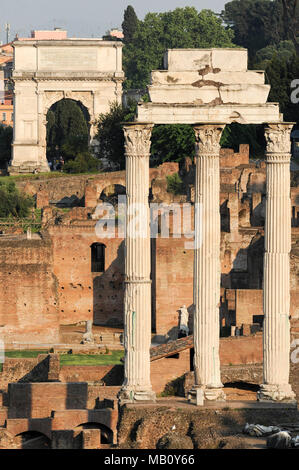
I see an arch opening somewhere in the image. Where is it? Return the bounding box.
[74,422,113,444]
[15,431,51,449]
[46,98,91,167]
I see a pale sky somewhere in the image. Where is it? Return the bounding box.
[1,0,227,44]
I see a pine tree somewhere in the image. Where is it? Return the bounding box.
[266,54,290,114]
[122,5,138,44]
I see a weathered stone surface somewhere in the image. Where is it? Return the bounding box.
[258,123,296,402]
[192,124,225,400]
[141,48,280,123]
[119,124,156,403]
[10,39,124,173]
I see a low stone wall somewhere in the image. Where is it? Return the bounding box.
[59,365,123,385]
[220,334,263,365]
[7,382,105,419]
[17,174,95,205]
[0,358,37,389]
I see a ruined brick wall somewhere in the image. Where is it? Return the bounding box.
[0,234,59,344]
[220,144,249,168]
[48,225,124,326]
[154,237,193,337]
[59,365,123,385]
[6,382,113,419]
[220,334,262,365]
[1,161,298,341]
[84,162,179,208]
[151,349,190,393]
[16,174,95,205]
[0,358,37,390]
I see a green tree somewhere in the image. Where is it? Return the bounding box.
[281,0,299,56]
[0,181,34,218]
[221,123,266,157]
[122,5,138,44]
[221,0,284,57]
[261,52,299,125]
[95,101,136,170]
[63,151,100,174]
[151,125,195,165]
[266,53,290,113]
[123,8,234,89]
[96,103,196,168]
[46,99,89,161]
[254,40,296,69]
[0,125,13,167]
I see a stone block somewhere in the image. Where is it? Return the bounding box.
[164,48,248,72]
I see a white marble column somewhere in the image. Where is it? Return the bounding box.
[118,123,156,403]
[257,123,296,402]
[189,124,226,403]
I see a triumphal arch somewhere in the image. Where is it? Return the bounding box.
[119,48,296,405]
[9,39,124,174]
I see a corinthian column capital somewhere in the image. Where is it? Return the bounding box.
[123,123,154,157]
[193,124,225,157]
[264,123,294,162]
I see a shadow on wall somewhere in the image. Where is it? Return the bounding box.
[250,197,265,227]
[220,235,264,332]
[6,380,115,448]
[92,241,125,327]
[221,235,264,291]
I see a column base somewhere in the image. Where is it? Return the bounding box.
[187,386,226,405]
[257,384,296,403]
[118,388,156,405]
[8,161,50,175]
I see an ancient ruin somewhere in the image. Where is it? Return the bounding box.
[119,49,295,403]
[0,46,298,449]
[9,38,124,174]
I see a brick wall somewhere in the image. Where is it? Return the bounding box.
[220,334,262,365]
[154,237,193,337]
[235,289,263,325]
[150,349,190,394]
[7,382,105,419]
[59,365,123,385]
[220,144,249,168]
[0,234,59,343]
[49,225,124,326]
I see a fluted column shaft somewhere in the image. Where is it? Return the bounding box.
[258,123,295,402]
[119,123,155,403]
[190,124,225,402]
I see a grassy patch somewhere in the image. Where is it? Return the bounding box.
[59,350,123,366]
[4,350,48,358]
[0,350,124,369]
